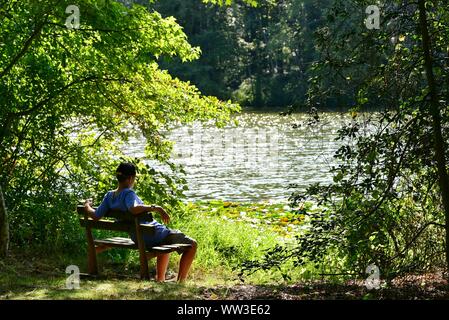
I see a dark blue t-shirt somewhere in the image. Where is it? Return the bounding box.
[94,188,171,247]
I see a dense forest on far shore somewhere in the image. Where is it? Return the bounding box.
[150,0,343,110]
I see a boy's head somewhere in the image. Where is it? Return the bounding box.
[116,162,137,187]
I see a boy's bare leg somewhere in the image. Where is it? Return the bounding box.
[156,253,170,282]
[177,241,197,282]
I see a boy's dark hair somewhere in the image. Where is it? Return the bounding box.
[116,162,137,183]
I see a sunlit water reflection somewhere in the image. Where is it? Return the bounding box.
[127,112,357,202]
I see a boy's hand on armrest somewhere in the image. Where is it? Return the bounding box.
[83,199,99,221]
[153,206,170,225]
[84,199,92,208]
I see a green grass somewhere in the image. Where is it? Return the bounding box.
[171,200,321,284]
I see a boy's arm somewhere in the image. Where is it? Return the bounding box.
[84,192,110,221]
[129,205,170,224]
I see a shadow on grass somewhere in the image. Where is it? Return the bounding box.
[0,249,206,300]
[2,250,449,300]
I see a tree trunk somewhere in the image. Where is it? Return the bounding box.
[417,0,449,272]
[0,184,9,257]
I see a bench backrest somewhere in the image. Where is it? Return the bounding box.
[76,205,155,235]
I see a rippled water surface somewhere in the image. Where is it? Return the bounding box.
[128,112,356,202]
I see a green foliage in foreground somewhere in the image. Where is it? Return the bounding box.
[242,0,449,279]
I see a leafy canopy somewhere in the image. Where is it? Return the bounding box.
[0,0,239,247]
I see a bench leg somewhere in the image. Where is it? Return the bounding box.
[134,219,149,280]
[86,227,98,275]
[138,248,150,280]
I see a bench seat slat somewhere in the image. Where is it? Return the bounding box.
[149,246,173,252]
[95,237,137,249]
[92,239,192,253]
[160,244,192,249]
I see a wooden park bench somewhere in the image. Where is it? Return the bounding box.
[76,205,191,280]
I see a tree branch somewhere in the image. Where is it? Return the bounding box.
[10,76,129,117]
[0,20,45,79]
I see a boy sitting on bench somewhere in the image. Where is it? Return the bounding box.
[83,162,197,283]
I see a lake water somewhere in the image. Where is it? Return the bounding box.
[128,112,355,203]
